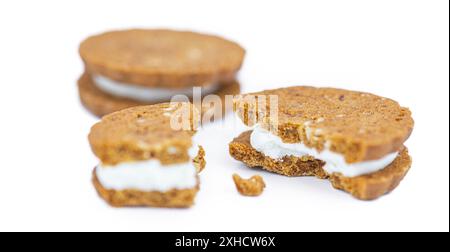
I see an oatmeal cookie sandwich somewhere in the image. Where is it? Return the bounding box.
[230,86,414,200]
[89,102,205,208]
[79,29,245,117]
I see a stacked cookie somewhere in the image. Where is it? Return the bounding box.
[89,103,205,207]
[230,86,414,200]
[79,29,245,117]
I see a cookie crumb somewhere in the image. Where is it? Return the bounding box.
[193,146,206,173]
[232,174,266,196]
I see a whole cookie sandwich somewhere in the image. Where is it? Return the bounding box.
[78,29,245,117]
[89,102,205,208]
[230,86,414,200]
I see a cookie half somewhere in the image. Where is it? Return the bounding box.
[231,86,414,200]
[88,103,205,208]
[230,131,412,200]
[234,86,414,163]
[80,29,245,88]
[92,171,200,208]
[78,72,240,118]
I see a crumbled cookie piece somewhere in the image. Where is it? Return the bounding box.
[232,174,266,196]
[193,146,206,173]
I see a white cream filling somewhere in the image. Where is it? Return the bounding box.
[93,74,221,102]
[250,125,398,177]
[95,146,199,192]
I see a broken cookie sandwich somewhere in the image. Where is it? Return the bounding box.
[230,86,414,200]
[78,29,245,117]
[89,103,205,208]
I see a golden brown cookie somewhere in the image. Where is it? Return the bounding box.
[231,86,414,200]
[92,171,200,208]
[89,103,200,166]
[78,72,241,118]
[89,103,206,208]
[234,86,414,163]
[229,131,412,200]
[79,29,245,88]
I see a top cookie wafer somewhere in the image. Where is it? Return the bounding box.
[88,103,199,166]
[79,29,245,88]
[234,86,414,163]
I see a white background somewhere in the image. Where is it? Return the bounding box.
[0,0,448,232]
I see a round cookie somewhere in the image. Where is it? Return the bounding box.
[234,86,414,163]
[78,72,241,118]
[79,29,246,88]
[89,103,199,166]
